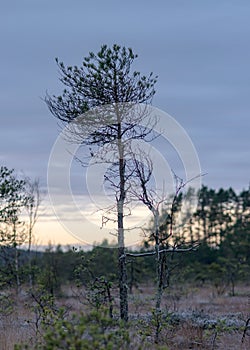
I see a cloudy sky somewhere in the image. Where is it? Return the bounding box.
[1,0,250,245]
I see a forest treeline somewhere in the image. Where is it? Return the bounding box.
[1,183,249,296]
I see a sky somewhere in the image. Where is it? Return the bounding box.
[1,0,250,246]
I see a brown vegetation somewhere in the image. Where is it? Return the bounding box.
[1,282,249,349]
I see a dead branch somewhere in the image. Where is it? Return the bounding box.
[122,244,199,259]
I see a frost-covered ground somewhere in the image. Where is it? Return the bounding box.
[1,283,249,349]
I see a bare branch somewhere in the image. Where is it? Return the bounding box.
[123,244,199,259]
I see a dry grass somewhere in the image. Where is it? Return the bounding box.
[0,283,249,349]
[0,303,33,349]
